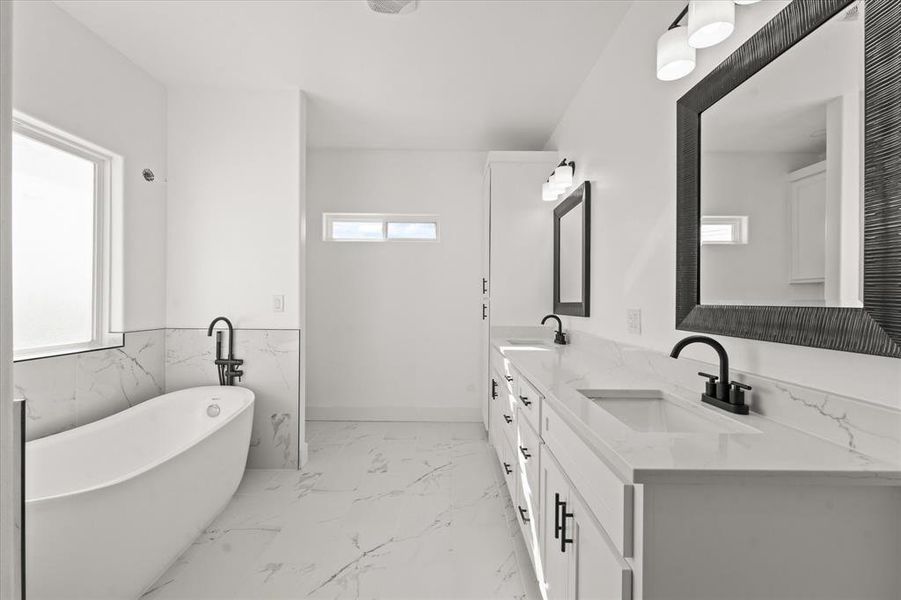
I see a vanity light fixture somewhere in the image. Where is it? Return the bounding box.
[687,0,735,49]
[657,1,755,81]
[542,159,575,202]
[656,12,696,81]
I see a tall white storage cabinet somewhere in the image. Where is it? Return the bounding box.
[480,152,559,431]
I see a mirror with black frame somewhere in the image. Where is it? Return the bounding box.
[700,1,863,308]
[676,0,901,357]
[553,182,590,317]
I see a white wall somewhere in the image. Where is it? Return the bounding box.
[307,150,485,421]
[12,0,167,331]
[166,87,304,329]
[546,0,901,409]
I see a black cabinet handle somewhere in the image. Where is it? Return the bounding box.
[519,395,532,407]
[482,304,488,320]
[557,498,574,552]
[491,379,498,399]
[503,414,512,424]
[518,505,530,524]
[519,446,531,460]
[503,462,512,475]
[554,492,563,539]
[505,375,513,383]
[482,278,488,294]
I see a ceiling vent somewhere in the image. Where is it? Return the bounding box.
[367,0,418,15]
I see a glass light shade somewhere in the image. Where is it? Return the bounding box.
[688,0,735,48]
[553,164,573,188]
[734,0,760,4]
[542,182,558,202]
[656,27,696,81]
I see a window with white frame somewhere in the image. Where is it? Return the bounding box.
[11,115,122,359]
[701,215,749,245]
[323,213,439,242]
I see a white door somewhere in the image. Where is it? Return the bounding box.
[570,491,632,600]
[542,449,572,600]
[480,166,491,430]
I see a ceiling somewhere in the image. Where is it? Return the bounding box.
[55,0,632,150]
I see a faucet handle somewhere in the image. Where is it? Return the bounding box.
[729,381,752,406]
[698,372,718,397]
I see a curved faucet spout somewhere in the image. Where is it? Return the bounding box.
[207,316,235,357]
[541,314,567,345]
[670,335,729,398]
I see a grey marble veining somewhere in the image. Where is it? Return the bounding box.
[15,330,166,442]
[166,329,301,469]
[526,328,901,466]
[144,422,540,600]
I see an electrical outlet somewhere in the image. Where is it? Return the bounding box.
[272,294,285,313]
[626,308,642,335]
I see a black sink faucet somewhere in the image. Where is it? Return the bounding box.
[669,335,751,415]
[207,316,244,386]
[541,314,568,345]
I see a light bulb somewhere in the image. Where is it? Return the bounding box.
[553,163,573,188]
[656,26,696,81]
[688,0,735,48]
[542,182,558,202]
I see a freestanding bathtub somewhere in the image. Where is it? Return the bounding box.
[25,386,255,600]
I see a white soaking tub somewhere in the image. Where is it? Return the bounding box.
[25,386,255,600]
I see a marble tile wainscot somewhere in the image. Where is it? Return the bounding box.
[165,328,302,469]
[14,329,166,441]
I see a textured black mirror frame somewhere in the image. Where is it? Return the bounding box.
[675,0,901,358]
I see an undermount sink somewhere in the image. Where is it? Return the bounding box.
[579,389,759,434]
[500,338,553,351]
[506,339,548,346]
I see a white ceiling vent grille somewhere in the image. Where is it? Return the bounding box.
[367,0,418,15]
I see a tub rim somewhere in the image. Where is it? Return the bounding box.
[26,385,254,504]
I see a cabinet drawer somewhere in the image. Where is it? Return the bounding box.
[516,466,540,570]
[543,401,633,557]
[516,373,542,432]
[516,417,541,504]
[496,435,515,492]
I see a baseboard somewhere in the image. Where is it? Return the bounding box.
[306,405,481,422]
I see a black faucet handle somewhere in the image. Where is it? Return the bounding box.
[729,381,751,406]
[698,372,718,397]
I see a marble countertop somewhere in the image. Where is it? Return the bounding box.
[493,337,901,485]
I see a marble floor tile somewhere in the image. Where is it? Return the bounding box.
[145,421,541,600]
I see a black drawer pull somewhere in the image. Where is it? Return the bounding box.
[558,499,574,553]
[503,462,512,475]
[491,379,498,399]
[519,395,532,407]
[518,505,530,524]
[519,446,531,460]
[505,375,513,382]
[503,414,512,424]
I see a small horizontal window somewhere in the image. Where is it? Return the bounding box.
[701,216,748,245]
[323,213,439,242]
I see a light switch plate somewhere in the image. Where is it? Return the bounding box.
[272,294,285,313]
[626,308,642,334]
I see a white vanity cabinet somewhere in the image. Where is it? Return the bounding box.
[542,448,632,600]
[491,349,901,600]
